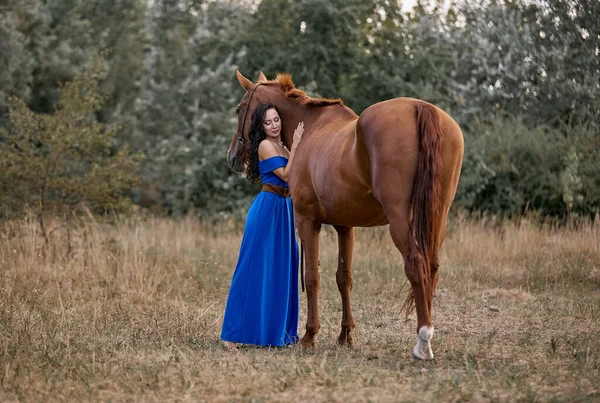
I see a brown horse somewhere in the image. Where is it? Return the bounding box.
[227,71,464,359]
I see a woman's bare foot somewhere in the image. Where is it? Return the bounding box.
[224,341,237,351]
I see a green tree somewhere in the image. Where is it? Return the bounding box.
[127,0,202,213]
[450,0,599,129]
[240,0,378,104]
[0,1,40,128]
[351,0,462,113]
[533,0,600,130]
[0,58,143,241]
[2,0,598,219]
[2,0,148,125]
[129,0,254,215]
[455,117,600,218]
[181,1,256,215]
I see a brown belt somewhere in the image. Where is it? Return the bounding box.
[261,183,291,198]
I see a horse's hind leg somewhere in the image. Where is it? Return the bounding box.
[296,215,322,349]
[428,212,447,315]
[385,204,435,360]
[334,225,356,347]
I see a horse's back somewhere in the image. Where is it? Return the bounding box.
[358,97,461,141]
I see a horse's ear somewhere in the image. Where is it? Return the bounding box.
[236,70,255,91]
[258,71,267,82]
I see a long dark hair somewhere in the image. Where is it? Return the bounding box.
[246,103,279,183]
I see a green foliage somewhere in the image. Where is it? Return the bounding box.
[560,146,583,214]
[0,1,37,128]
[1,0,598,219]
[457,118,598,217]
[128,0,255,215]
[571,129,600,216]
[240,0,379,102]
[351,0,460,112]
[457,119,564,216]
[0,58,143,222]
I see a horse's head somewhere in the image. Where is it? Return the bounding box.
[227,70,269,173]
[227,70,344,172]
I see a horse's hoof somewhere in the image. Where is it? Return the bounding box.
[300,336,317,349]
[412,326,434,360]
[337,334,354,347]
[412,346,434,360]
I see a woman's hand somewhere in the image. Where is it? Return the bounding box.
[293,121,304,148]
[273,121,304,182]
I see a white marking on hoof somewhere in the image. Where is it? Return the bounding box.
[413,326,434,360]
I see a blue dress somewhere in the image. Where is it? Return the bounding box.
[221,156,299,346]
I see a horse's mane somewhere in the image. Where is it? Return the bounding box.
[259,73,344,107]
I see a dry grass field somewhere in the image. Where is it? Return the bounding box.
[0,214,599,402]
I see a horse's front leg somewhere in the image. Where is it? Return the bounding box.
[296,215,322,349]
[333,225,356,347]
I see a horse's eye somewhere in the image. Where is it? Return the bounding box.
[235,108,240,115]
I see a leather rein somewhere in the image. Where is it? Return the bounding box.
[237,83,264,146]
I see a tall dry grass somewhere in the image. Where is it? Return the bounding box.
[0,214,598,402]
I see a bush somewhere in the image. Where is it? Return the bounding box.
[455,118,597,218]
[0,58,143,240]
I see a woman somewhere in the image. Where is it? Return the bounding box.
[221,103,304,349]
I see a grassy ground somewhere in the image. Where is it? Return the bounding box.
[0,214,599,402]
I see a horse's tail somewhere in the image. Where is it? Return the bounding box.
[402,102,444,316]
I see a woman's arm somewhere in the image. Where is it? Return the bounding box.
[258,122,304,182]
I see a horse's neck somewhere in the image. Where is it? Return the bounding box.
[282,104,357,146]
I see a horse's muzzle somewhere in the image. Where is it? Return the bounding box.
[227,151,245,173]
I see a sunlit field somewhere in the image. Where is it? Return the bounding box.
[0,214,598,401]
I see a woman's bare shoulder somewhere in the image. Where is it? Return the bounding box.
[258,140,279,160]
